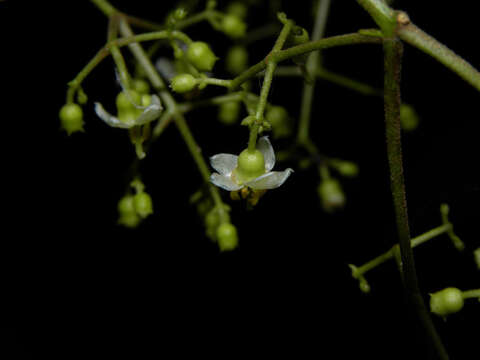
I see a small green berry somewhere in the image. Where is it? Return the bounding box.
[218,101,241,125]
[59,103,84,135]
[132,79,150,94]
[216,223,238,251]
[118,213,141,228]
[400,104,420,132]
[430,287,464,317]
[474,247,480,270]
[225,45,249,75]
[118,195,136,216]
[235,149,265,183]
[226,2,247,19]
[134,192,153,218]
[287,26,310,65]
[116,90,142,112]
[170,73,198,93]
[331,160,359,178]
[221,14,247,39]
[317,178,345,213]
[265,106,291,138]
[186,42,218,72]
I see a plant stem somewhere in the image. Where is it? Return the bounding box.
[230,33,382,90]
[383,37,449,360]
[247,16,294,152]
[462,289,480,299]
[356,0,396,34]
[398,22,480,93]
[355,223,453,277]
[116,17,228,221]
[297,0,331,144]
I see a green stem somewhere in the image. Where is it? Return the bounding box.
[230,33,382,90]
[355,0,396,34]
[355,223,453,276]
[247,17,294,152]
[200,78,232,88]
[66,29,191,102]
[462,289,480,299]
[398,22,480,93]
[90,0,116,16]
[117,18,227,221]
[297,0,331,144]
[383,38,449,360]
[268,66,382,96]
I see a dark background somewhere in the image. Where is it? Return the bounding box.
[2,0,478,359]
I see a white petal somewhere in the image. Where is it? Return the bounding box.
[246,168,293,190]
[257,136,275,172]
[209,154,238,176]
[135,95,163,125]
[94,102,130,129]
[210,173,243,191]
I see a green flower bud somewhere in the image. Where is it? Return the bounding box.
[430,287,464,317]
[317,178,345,213]
[59,103,84,135]
[287,26,310,65]
[216,223,238,251]
[170,73,198,93]
[118,213,141,228]
[400,104,419,132]
[331,160,359,178]
[226,1,247,19]
[265,106,291,139]
[116,90,142,112]
[235,149,265,183]
[186,42,218,72]
[474,247,480,270]
[118,195,136,216]
[134,192,153,218]
[225,45,249,75]
[218,101,241,125]
[221,14,247,39]
[132,79,150,94]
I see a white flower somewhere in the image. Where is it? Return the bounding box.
[94,94,163,129]
[210,136,293,191]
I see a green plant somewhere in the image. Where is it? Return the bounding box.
[59,1,479,358]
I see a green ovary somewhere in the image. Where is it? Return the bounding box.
[234,149,265,184]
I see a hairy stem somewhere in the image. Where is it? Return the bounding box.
[230,33,382,90]
[398,22,480,93]
[383,38,449,360]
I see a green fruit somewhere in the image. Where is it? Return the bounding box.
[218,101,241,125]
[116,90,142,111]
[225,45,249,75]
[235,149,265,183]
[59,103,84,135]
[221,14,247,39]
[226,2,247,19]
[170,73,198,93]
[134,192,153,218]
[186,42,218,72]
[400,104,419,132]
[132,79,150,94]
[430,287,464,317]
[216,223,238,251]
[317,179,345,213]
[118,195,136,216]
[118,213,141,228]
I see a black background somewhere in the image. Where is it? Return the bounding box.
[2,0,479,359]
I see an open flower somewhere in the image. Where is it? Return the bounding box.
[94,94,163,129]
[210,136,293,191]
